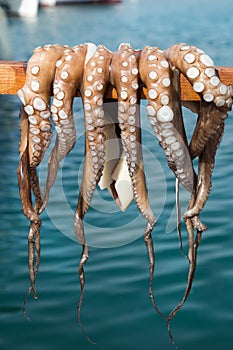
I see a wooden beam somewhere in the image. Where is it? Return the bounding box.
[0,61,27,95]
[0,60,233,101]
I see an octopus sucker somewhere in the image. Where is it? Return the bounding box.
[16,42,233,344]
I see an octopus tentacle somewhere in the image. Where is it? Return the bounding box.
[17,45,68,301]
[166,217,202,344]
[175,178,187,258]
[110,44,156,225]
[166,68,226,332]
[110,44,160,316]
[166,187,204,338]
[139,46,195,193]
[77,242,95,344]
[189,101,227,159]
[74,44,112,341]
[27,166,43,300]
[22,224,41,322]
[17,107,40,224]
[18,107,41,300]
[17,44,67,168]
[27,222,40,299]
[40,44,87,212]
[170,66,208,235]
[139,47,204,272]
[165,43,232,158]
[29,166,43,213]
[185,120,225,219]
[75,44,112,241]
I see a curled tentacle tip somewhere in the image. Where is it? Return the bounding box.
[87,338,97,346]
[192,219,207,232]
[183,211,208,232]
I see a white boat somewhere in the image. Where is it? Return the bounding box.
[39,0,56,5]
[18,0,39,17]
[7,0,39,17]
[40,0,121,6]
[0,5,12,58]
[5,0,121,18]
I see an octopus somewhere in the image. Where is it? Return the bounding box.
[17,42,233,343]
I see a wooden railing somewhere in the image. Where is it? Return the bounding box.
[0,60,233,101]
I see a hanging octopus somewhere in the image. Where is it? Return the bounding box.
[17,42,233,343]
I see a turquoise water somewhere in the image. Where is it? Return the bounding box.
[1,0,233,349]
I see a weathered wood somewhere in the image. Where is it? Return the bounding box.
[0,61,27,95]
[0,60,233,101]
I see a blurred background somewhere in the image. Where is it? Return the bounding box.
[0,1,233,349]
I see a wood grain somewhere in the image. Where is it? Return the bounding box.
[0,60,232,101]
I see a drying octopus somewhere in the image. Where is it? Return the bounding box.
[17,42,233,342]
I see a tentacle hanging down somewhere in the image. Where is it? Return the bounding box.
[169,65,206,231]
[139,46,205,281]
[189,101,228,160]
[18,106,41,301]
[18,106,40,224]
[74,44,112,341]
[41,44,87,212]
[166,216,202,346]
[110,44,161,317]
[17,44,68,302]
[27,166,43,299]
[166,120,225,339]
[139,46,195,193]
[185,119,225,219]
